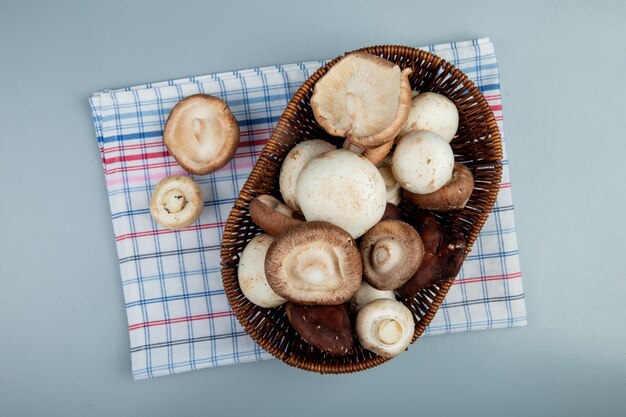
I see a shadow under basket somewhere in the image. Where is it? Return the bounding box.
[220,45,503,373]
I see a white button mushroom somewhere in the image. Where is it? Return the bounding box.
[279,139,336,212]
[350,281,396,313]
[237,234,287,308]
[295,149,387,239]
[392,130,455,195]
[150,175,204,230]
[356,298,414,358]
[399,92,459,142]
[377,164,401,206]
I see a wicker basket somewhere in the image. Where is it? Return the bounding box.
[220,45,503,373]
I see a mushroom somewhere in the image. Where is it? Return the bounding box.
[265,221,362,305]
[397,230,467,299]
[311,52,412,149]
[377,164,401,206]
[356,298,414,358]
[403,162,474,211]
[350,281,396,313]
[399,92,459,142]
[380,203,402,221]
[279,139,336,212]
[392,130,454,195]
[342,139,394,166]
[286,303,354,356]
[150,175,203,229]
[296,149,387,238]
[409,210,444,253]
[237,234,287,308]
[359,220,424,290]
[163,94,240,175]
[248,194,304,236]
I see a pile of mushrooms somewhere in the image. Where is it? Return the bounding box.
[238,52,476,360]
[150,94,241,229]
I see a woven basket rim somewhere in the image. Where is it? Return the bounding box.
[220,44,503,374]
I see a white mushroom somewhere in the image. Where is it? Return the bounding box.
[237,234,287,308]
[350,282,395,313]
[356,298,414,358]
[150,175,204,229]
[311,52,412,149]
[279,139,336,212]
[295,149,387,238]
[392,130,454,195]
[377,164,401,206]
[163,94,240,175]
[399,92,459,142]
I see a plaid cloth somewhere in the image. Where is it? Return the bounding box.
[89,38,526,380]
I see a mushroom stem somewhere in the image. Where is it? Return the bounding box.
[371,237,404,275]
[162,189,187,213]
[376,318,402,345]
[293,247,336,286]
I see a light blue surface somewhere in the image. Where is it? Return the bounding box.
[0,1,625,416]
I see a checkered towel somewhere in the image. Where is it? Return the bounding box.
[89,37,526,380]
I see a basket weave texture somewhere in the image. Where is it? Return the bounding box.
[220,45,503,373]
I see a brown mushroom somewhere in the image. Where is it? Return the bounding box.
[150,175,203,229]
[265,221,362,305]
[380,203,402,221]
[397,229,467,299]
[286,303,354,356]
[163,94,240,175]
[403,163,474,211]
[248,194,303,236]
[359,220,424,291]
[409,210,444,253]
[311,52,412,149]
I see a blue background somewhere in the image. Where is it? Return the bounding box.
[1,1,625,416]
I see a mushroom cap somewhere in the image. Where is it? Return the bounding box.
[356,298,414,358]
[150,175,203,229]
[403,162,474,211]
[359,220,424,290]
[397,229,467,299]
[380,203,402,221]
[400,92,459,142]
[311,52,412,149]
[377,164,402,206]
[296,149,387,238]
[265,221,362,305]
[286,303,354,356]
[350,281,396,313]
[409,210,444,253]
[163,94,240,175]
[237,234,287,308]
[279,139,336,212]
[392,130,455,194]
[249,194,304,236]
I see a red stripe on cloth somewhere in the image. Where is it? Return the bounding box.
[128,311,235,331]
[101,128,273,155]
[454,271,522,285]
[500,182,511,189]
[115,221,226,242]
[104,151,171,165]
[102,138,269,168]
